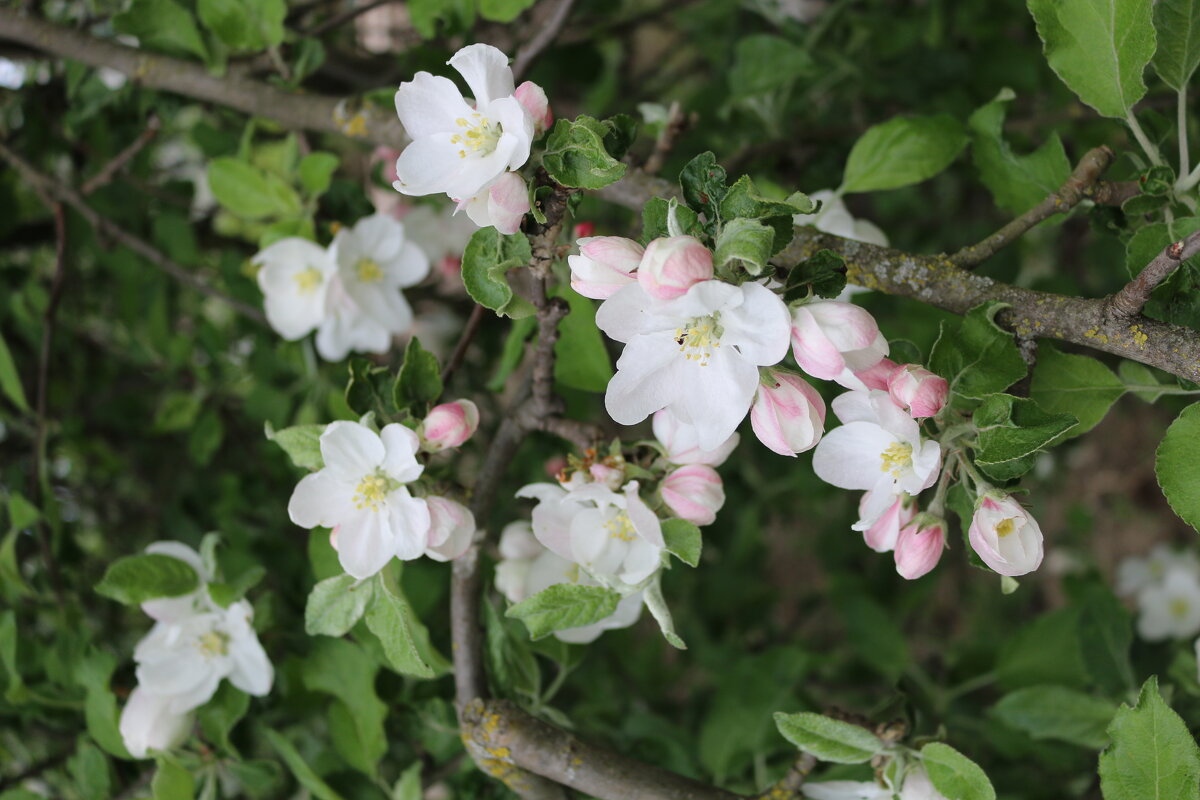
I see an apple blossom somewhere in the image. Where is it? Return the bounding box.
[1116,544,1199,598]
[420,399,480,452]
[495,522,643,643]
[894,515,946,580]
[812,390,941,506]
[596,279,792,451]
[568,236,643,299]
[888,364,948,419]
[316,277,395,361]
[853,357,899,391]
[900,769,950,800]
[967,493,1044,577]
[794,190,889,248]
[391,203,478,273]
[423,496,476,562]
[288,421,431,579]
[791,300,889,389]
[119,687,194,759]
[1135,566,1200,641]
[333,214,429,329]
[750,369,826,456]
[254,237,336,341]
[463,171,530,234]
[140,540,210,623]
[393,44,535,203]
[661,464,725,526]
[637,235,715,300]
[857,492,916,552]
[652,409,740,466]
[801,781,891,800]
[514,80,553,133]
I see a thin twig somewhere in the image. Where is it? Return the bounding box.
[1108,230,1200,319]
[950,146,1115,268]
[0,140,266,323]
[441,305,487,385]
[80,115,161,196]
[512,0,577,80]
[305,0,394,37]
[643,101,692,176]
[1084,179,1140,207]
[753,753,817,800]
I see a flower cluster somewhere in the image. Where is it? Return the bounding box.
[287,401,479,579]
[255,214,430,361]
[392,44,551,234]
[1118,544,1200,643]
[119,542,273,758]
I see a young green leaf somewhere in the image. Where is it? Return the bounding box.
[772,712,885,763]
[920,742,996,800]
[207,158,302,220]
[552,287,613,393]
[114,0,209,61]
[301,639,387,776]
[506,584,621,640]
[0,331,29,414]
[661,518,702,567]
[991,685,1116,749]
[714,217,775,276]
[151,758,194,800]
[461,228,536,317]
[1156,402,1200,531]
[679,151,728,221]
[264,728,346,800]
[542,116,627,189]
[208,565,266,608]
[304,573,373,636]
[642,197,702,242]
[1028,345,1125,436]
[264,422,325,471]
[644,574,686,649]
[1099,677,1200,800]
[197,0,285,51]
[968,88,1071,215]
[841,114,968,193]
[198,682,251,756]
[973,394,1077,481]
[393,336,443,412]
[1154,0,1200,90]
[95,554,200,606]
[365,570,447,678]
[298,152,339,196]
[928,301,1027,401]
[75,648,132,759]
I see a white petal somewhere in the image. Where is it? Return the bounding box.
[320,421,385,479]
[488,96,534,171]
[343,282,415,336]
[595,283,663,342]
[227,627,273,696]
[394,72,475,139]
[448,44,515,108]
[120,687,192,758]
[336,508,397,579]
[387,240,431,288]
[721,283,792,365]
[605,334,685,425]
[288,470,355,529]
[811,423,897,490]
[380,423,425,483]
[394,134,475,197]
[674,348,758,451]
[387,490,431,561]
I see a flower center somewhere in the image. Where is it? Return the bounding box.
[451,113,502,159]
[353,471,398,512]
[604,512,638,542]
[197,630,229,658]
[355,257,384,283]
[995,517,1016,538]
[879,442,913,476]
[1170,597,1191,619]
[293,266,324,295]
[675,314,723,366]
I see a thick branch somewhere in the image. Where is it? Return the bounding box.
[1108,230,1200,319]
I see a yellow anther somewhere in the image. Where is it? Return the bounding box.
[354,472,392,511]
[603,512,638,542]
[197,630,229,657]
[449,114,501,157]
[995,518,1016,538]
[293,267,324,294]
[675,314,723,366]
[355,257,384,283]
[878,442,913,476]
[1170,598,1191,618]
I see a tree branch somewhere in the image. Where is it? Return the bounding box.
[80,114,161,196]
[1108,230,1200,320]
[512,0,577,80]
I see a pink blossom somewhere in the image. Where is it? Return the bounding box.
[514,81,553,133]
[464,172,529,234]
[888,364,948,418]
[420,399,480,452]
[790,300,888,388]
[749,370,826,456]
[968,493,1043,576]
[567,236,642,299]
[860,493,915,552]
[661,464,725,526]
[894,515,945,579]
[637,236,714,300]
[424,497,476,561]
[854,358,899,391]
[652,409,739,466]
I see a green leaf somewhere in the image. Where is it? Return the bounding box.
[840,114,968,193]
[365,568,448,678]
[207,158,302,220]
[264,422,325,470]
[1123,219,1200,279]
[460,228,535,317]
[478,0,535,22]
[552,286,613,392]
[679,152,728,220]
[298,152,340,196]
[68,741,111,800]
[973,394,1077,481]
[207,565,265,609]
[661,518,702,567]
[996,609,1089,691]
[1157,402,1200,531]
[345,358,393,416]
[1099,677,1200,800]
[1029,345,1125,436]
[542,116,627,189]
[0,610,24,702]
[1154,0,1200,90]
[392,763,423,800]
[714,218,775,276]
[644,573,686,649]
[1027,0,1156,118]
[305,573,373,637]
[1118,360,1166,402]
[729,34,813,96]
[114,0,209,61]
[968,88,1071,215]
[1077,584,1136,695]
[226,760,283,797]
[920,743,996,800]
[393,337,443,412]
[152,758,194,800]
[153,392,203,432]
[197,682,250,756]
[301,639,387,776]
[0,331,29,413]
[784,250,848,301]
[76,648,132,759]
[95,553,200,606]
[992,685,1116,748]
[197,0,285,51]
[928,301,1027,401]
[642,197,702,242]
[264,728,345,800]
[186,409,224,465]
[506,583,621,640]
[772,712,884,764]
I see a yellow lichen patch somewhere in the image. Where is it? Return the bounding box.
[1130,325,1148,349]
[1083,328,1109,344]
[486,746,512,760]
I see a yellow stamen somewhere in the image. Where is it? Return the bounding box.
[675,314,723,366]
[197,630,229,657]
[354,472,393,511]
[449,113,501,158]
[879,442,913,476]
[355,257,384,283]
[995,518,1016,538]
[603,512,638,542]
[293,267,324,294]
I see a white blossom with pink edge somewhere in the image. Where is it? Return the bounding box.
[495,522,644,643]
[888,364,949,419]
[423,496,476,562]
[811,390,941,519]
[288,421,431,579]
[596,279,791,451]
[853,357,899,391]
[514,81,553,133]
[419,399,480,452]
[794,190,889,248]
[894,515,946,579]
[463,171,530,234]
[661,464,725,526]
[637,235,715,300]
[790,300,889,389]
[568,236,642,299]
[393,44,534,203]
[652,409,740,466]
[856,491,916,552]
[967,492,1043,577]
[750,369,826,456]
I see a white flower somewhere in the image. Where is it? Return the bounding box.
[795,190,889,247]
[568,236,643,300]
[288,421,431,579]
[1136,566,1200,641]
[462,171,530,234]
[652,409,739,466]
[140,541,211,623]
[393,44,535,203]
[423,496,476,562]
[899,768,949,800]
[596,279,792,451]
[254,237,336,341]
[750,369,826,456]
[812,390,941,501]
[332,213,430,336]
[802,781,892,800]
[119,687,193,759]
[967,492,1044,577]
[790,300,889,389]
[661,464,725,526]
[516,481,665,589]
[315,277,395,361]
[1117,544,1199,598]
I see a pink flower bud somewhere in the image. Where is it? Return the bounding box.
[750,370,826,456]
[574,221,596,238]
[894,515,946,579]
[969,493,1044,576]
[420,399,479,452]
[853,357,899,391]
[661,464,725,526]
[567,236,643,299]
[637,236,714,300]
[860,494,915,552]
[514,81,553,133]
[790,300,888,388]
[424,497,476,562]
[652,409,740,466]
[464,172,529,235]
[888,364,948,418]
[589,462,624,490]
